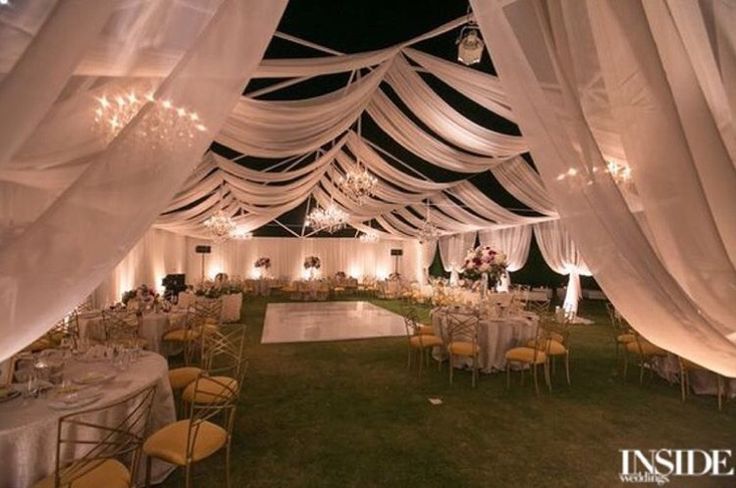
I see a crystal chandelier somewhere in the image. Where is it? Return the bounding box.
[93,89,206,146]
[417,201,441,244]
[337,164,377,205]
[231,228,253,240]
[203,210,237,242]
[306,203,349,234]
[359,230,379,243]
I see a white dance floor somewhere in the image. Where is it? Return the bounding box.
[261,301,406,344]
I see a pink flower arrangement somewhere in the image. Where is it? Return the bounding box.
[460,246,508,285]
[304,256,321,270]
[254,257,271,269]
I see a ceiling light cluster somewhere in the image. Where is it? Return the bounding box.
[337,165,378,205]
[305,204,349,234]
[93,90,206,146]
[358,230,379,243]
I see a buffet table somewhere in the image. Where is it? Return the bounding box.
[432,308,538,373]
[0,352,176,488]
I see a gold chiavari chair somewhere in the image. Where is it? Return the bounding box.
[606,302,635,371]
[505,320,552,395]
[527,316,572,386]
[33,384,157,488]
[445,309,481,387]
[144,340,247,488]
[181,326,247,407]
[103,311,147,349]
[404,309,443,376]
[624,331,668,384]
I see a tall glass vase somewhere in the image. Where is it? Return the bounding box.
[480,273,489,299]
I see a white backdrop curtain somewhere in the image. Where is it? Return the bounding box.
[472,0,736,375]
[477,225,532,272]
[532,221,591,315]
[438,232,477,285]
[0,0,287,362]
[186,237,423,284]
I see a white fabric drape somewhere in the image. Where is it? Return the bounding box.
[533,221,591,315]
[477,225,532,272]
[187,237,423,284]
[0,0,287,362]
[438,232,477,285]
[472,0,736,375]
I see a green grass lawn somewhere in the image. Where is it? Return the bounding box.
[161,296,734,488]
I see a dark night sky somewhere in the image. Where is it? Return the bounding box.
[207,0,541,238]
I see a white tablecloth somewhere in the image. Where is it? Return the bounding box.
[221,293,242,323]
[0,352,176,488]
[78,311,186,355]
[655,354,736,398]
[432,309,538,373]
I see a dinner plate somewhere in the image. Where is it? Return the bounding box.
[47,391,103,410]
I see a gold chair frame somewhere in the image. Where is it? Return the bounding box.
[444,309,481,388]
[47,384,157,488]
[102,311,143,346]
[506,321,552,395]
[403,308,441,376]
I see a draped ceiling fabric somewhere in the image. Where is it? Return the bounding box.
[471,0,736,376]
[0,0,287,362]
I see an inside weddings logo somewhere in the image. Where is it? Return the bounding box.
[619,449,735,485]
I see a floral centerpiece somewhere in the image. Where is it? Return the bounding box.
[122,284,156,306]
[335,271,346,280]
[303,256,321,270]
[254,257,271,269]
[388,272,401,280]
[460,246,508,289]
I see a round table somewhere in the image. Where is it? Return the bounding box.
[0,352,176,488]
[432,308,538,372]
[78,311,186,355]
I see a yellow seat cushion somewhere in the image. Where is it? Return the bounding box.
[417,325,434,336]
[169,367,203,390]
[144,419,227,466]
[182,376,238,404]
[626,340,667,356]
[617,333,636,344]
[163,328,200,342]
[505,347,546,364]
[448,341,479,357]
[409,335,443,348]
[33,458,130,488]
[526,339,567,355]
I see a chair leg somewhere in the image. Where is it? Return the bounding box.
[185,462,192,488]
[680,367,687,402]
[717,375,724,411]
[565,352,571,386]
[623,349,629,382]
[472,354,477,388]
[639,357,645,385]
[506,364,511,389]
[145,455,152,488]
[226,437,232,488]
[418,347,424,377]
[532,363,539,396]
[544,360,552,393]
[449,354,454,385]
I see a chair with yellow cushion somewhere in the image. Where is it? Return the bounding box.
[33,384,156,488]
[526,317,572,386]
[444,309,481,387]
[606,302,635,372]
[624,332,668,384]
[181,326,247,407]
[144,359,247,488]
[505,321,552,395]
[404,308,443,376]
